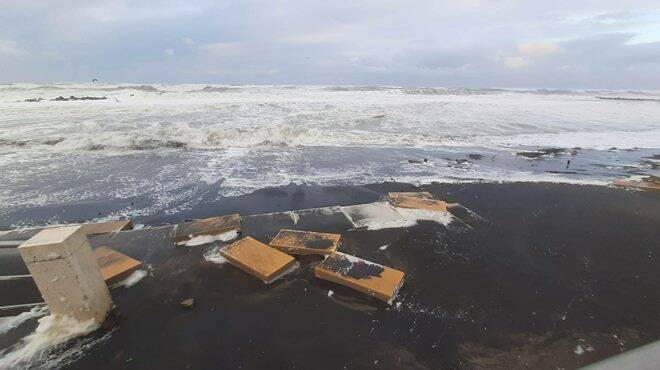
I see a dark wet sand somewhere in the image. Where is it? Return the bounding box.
[1,182,659,369]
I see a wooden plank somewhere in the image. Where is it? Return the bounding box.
[392,195,447,212]
[172,214,241,243]
[269,229,340,255]
[93,247,142,284]
[220,237,295,283]
[314,252,404,303]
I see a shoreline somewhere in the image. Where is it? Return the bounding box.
[1,181,659,369]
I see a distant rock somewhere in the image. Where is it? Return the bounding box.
[51,95,108,101]
[516,148,566,159]
[468,154,483,160]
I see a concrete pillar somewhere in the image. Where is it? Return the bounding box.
[18,225,112,324]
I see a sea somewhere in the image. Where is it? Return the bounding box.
[1,83,658,226]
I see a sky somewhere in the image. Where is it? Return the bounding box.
[1,0,660,88]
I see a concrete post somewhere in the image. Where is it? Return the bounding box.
[18,225,112,324]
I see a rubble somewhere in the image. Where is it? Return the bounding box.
[391,195,447,212]
[612,177,660,192]
[172,214,241,244]
[180,298,194,309]
[93,247,142,284]
[314,252,405,303]
[387,191,434,201]
[269,229,340,255]
[220,237,296,283]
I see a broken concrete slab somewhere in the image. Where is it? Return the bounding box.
[314,252,405,303]
[172,214,241,244]
[180,298,194,309]
[612,179,660,192]
[340,203,411,230]
[269,229,341,255]
[18,226,112,323]
[93,247,142,284]
[220,237,296,283]
[387,191,434,202]
[81,220,133,236]
[392,195,447,213]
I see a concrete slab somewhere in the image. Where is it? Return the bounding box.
[392,196,447,212]
[220,237,296,283]
[81,220,133,236]
[172,214,241,243]
[612,179,660,192]
[314,252,405,303]
[387,191,434,201]
[269,229,340,255]
[93,247,142,284]
[340,203,409,230]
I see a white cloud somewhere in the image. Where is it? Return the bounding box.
[503,56,531,69]
[0,40,27,57]
[518,42,563,59]
[201,42,242,57]
[181,37,195,46]
[164,48,175,56]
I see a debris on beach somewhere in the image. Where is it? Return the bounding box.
[314,252,405,304]
[93,247,142,284]
[172,214,241,245]
[387,191,434,202]
[81,220,133,236]
[220,237,296,283]
[269,229,340,255]
[612,176,660,192]
[391,195,447,213]
[180,298,194,309]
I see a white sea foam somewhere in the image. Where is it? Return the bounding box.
[110,269,148,288]
[0,313,101,369]
[0,306,49,335]
[177,230,239,246]
[203,246,227,264]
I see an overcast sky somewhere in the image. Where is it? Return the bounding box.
[1,1,659,88]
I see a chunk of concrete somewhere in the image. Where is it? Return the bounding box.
[18,226,112,324]
[220,237,296,283]
[180,298,194,309]
[314,252,404,304]
[387,191,434,202]
[269,229,341,255]
[392,196,447,212]
[81,220,133,236]
[172,214,241,244]
[612,178,660,192]
[93,247,142,284]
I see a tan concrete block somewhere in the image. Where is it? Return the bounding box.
[220,237,295,283]
[392,195,447,212]
[269,229,340,255]
[314,252,404,303]
[172,214,241,243]
[81,220,133,236]
[612,179,660,192]
[18,226,112,323]
[93,247,142,284]
[387,191,434,202]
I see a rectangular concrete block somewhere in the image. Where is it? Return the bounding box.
[80,220,133,236]
[172,214,241,243]
[269,229,340,255]
[18,226,112,324]
[612,179,660,192]
[314,252,405,303]
[392,195,447,212]
[93,247,142,284]
[387,191,434,201]
[220,237,295,283]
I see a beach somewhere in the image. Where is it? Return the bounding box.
[1,181,659,369]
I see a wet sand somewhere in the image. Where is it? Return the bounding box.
[1,182,659,369]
